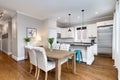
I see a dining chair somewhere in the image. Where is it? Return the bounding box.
[60,44,70,68]
[60,44,70,51]
[52,43,60,50]
[24,46,38,78]
[33,47,55,80]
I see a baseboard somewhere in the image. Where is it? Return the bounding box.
[2,50,12,55]
[118,68,120,80]
[8,52,12,55]
[12,55,25,61]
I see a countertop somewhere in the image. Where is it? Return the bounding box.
[58,42,92,46]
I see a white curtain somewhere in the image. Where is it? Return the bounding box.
[113,1,120,80]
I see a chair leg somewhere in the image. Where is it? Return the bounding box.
[35,66,38,78]
[45,72,48,80]
[30,64,33,73]
[36,68,40,80]
[78,53,80,63]
[81,53,83,61]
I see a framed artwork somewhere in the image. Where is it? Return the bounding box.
[26,28,37,38]
[2,33,8,39]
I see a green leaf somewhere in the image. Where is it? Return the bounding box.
[48,38,54,45]
[24,37,31,42]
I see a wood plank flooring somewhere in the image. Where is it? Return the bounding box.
[0,53,118,80]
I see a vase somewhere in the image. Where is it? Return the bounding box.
[27,42,30,46]
[50,44,53,51]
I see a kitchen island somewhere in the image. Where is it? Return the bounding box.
[60,42,95,65]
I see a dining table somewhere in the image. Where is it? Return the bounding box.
[45,48,76,80]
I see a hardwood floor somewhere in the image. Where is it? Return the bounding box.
[0,53,35,80]
[0,53,118,80]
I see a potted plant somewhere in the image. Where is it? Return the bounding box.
[48,38,54,51]
[24,37,31,46]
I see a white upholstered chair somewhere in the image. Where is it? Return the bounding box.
[60,44,70,51]
[33,47,55,80]
[60,44,70,67]
[24,46,38,78]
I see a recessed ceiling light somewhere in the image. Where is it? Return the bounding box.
[77,16,80,18]
[95,12,98,14]
[57,17,60,19]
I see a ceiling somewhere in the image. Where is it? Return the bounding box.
[0,0,116,26]
[0,7,16,25]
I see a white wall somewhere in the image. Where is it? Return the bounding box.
[12,13,46,61]
[8,20,12,55]
[48,28,57,45]
[2,20,12,55]
[113,0,120,80]
[12,14,18,58]
[42,18,58,46]
[2,23,8,54]
[118,1,120,79]
[0,26,2,51]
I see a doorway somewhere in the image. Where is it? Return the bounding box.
[0,26,2,54]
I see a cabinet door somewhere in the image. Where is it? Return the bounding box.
[60,28,66,38]
[61,28,74,38]
[104,20,113,25]
[87,24,97,37]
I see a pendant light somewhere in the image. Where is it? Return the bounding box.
[0,10,4,19]
[68,14,71,32]
[81,9,85,27]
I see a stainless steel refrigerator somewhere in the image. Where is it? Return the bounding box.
[97,25,113,55]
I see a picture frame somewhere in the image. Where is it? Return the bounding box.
[26,28,37,38]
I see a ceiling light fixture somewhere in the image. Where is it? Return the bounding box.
[58,17,60,19]
[68,14,71,32]
[95,12,98,14]
[0,10,4,19]
[77,16,80,19]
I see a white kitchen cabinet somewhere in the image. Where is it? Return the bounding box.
[92,44,97,55]
[96,20,113,26]
[60,27,74,38]
[87,24,97,38]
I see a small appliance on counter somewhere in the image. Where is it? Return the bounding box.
[89,37,96,45]
[57,33,61,39]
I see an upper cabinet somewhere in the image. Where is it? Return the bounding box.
[60,27,74,38]
[96,20,113,26]
[57,20,113,40]
[87,24,97,37]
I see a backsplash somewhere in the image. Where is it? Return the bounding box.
[57,38,91,43]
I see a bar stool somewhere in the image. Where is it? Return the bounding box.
[74,50,83,63]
